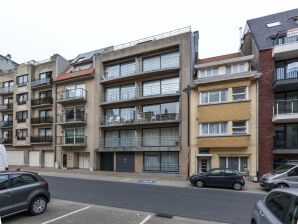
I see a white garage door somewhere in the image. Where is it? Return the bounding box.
[29,151,40,167]
[44,151,54,168]
[7,151,24,166]
[79,153,89,169]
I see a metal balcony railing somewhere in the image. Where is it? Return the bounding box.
[0,120,13,128]
[275,68,298,81]
[56,135,87,145]
[273,34,298,46]
[31,136,52,143]
[0,103,13,111]
[32,77,52,87]
[0,138,12,144]
[31,97,53,106]
[16,136,26,141]
[101,112,179,126]
[17,118,27,123]
[31,116,53,124]
[56,89,87,102]
[0,86,14,94]
[273,99,298,115]
[56,113,87,123]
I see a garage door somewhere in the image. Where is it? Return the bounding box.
[79,152,89,169]
[29,151,40,167]
[116,152,135,172]
[7,151,24,166]
[100,152,114,171]
[44,151,54,168]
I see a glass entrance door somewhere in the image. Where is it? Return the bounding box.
[197,157,210,174]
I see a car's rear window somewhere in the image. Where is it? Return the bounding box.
[10,174,38,188]
[266,192,292,221]
[0,174,9,190]
[272,164,296,174]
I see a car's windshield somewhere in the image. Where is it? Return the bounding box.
[272,164,296,174]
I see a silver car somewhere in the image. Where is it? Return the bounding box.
[251,188,298,224]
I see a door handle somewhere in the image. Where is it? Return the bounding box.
[259,210,265,217]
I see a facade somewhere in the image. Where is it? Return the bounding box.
[241,8,298,175]
[189,53,260,178]
[0,54,18,72]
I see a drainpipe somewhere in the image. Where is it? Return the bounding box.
[256,79,259,181]
[54,83,58,169]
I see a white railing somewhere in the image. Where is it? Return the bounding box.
[273,99,298,115]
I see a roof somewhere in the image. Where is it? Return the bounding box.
[198,52,241,64]
[71,48,109,64]
[54,68,95,82]
[247,8,298,50]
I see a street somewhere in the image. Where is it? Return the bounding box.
[42,176,264,224]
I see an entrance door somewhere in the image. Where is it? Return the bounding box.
[116,152,135,172]
[100,152,114,171]
[62,154,67,168]
[79,153,89,169]
[44,151,54,168]
[197,157,210,174]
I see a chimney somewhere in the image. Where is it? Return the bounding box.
[5,54,11,60]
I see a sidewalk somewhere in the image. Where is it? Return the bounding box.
[14,166,266,193]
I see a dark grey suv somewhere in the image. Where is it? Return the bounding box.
[0,171,50,218]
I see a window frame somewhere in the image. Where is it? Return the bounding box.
[200,89,228,105]
[200,122,228,136]
[16,92,28,105]
[232,120,248,135]
[232,86,248,101]
[16,129,28,140]
[16,110,28,123]
[16,74,28,86]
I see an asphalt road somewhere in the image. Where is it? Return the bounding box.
[44,176,265,224]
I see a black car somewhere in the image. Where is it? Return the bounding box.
[189,168,245,190]
[0,171,50,218]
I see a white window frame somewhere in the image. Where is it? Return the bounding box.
[199,67,219,78]
[200,122,228,136]
[200,89,228,105]
[232,86,248,101]
[232,121,249,135]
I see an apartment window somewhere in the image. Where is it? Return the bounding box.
[275,59,298,80]
[104,61,136,79]
[72,63,92,72]
[17,74,28,86]
[2,131,12,140]
[3,97,13,106]
[143,77,179,97]
[142,102,179,120]
[105,84,136,102]
[64,107,85,122]
[16,111,28,123]
[39,109,52,118]
[65,83,86,98]
[226,66,232,74]
[200,122,228,136]
[39,71,52,80]
[3,80,13,88]
[39,90,52,99]
[64,128,85,144]
[38,128,52,137]
[232,87,247,101]
[199,68,219,78]
[232,121,248,135]
[201,89,228,104]
[142,127,179,147]
[219,157,249,173]
[16,93,28,105]
[104,130,137,147]
[16,129,27,140]
[143,52,179,72]
[231,64,245,73]
[3,114,13,123]
[275,124,298,149]
[143,152,179,172]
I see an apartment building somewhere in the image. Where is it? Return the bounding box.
[0,54,18,72]
[189,53,260,178]
[96,27,195,175]
[0,54,69,167]
[241,8,298,174]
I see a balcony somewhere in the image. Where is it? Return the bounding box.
[31,136,52,144]
[273,35,298,60]
[16,136,26,141]
[273,100,298,123]
[17,118,27,123]
[31,97,53,108]
[273,69,298,91]
[31,77,52,89]
[56,136,87,147]
[31,116,53,126]
[0,86,14,95]
[99,136,180,152]
[0,138,12,144]
[0,120,13,128]
[56,89,87,104]
[56,113,87,126]
[0,103,13,112]
[100,112,179,127]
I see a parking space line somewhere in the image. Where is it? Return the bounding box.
[41,206,90,224]
[120,178,131,182]
[139,215,152,224]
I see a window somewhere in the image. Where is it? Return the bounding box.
[3,97,13,106]
[143,77,179,97]
[143,127,179,147]
[17,74,28,86]
[16,111,28,123]
[143,52,179,72]
[200,89,228,104]
[16,93,28,104]
[266,21,281,28]
[65,84,86,98]
[39,90,52,99]
[105,84,136,102]
[64,107,85,122]
[10,174,37,188]
[39,109,52,118]
[16,129,27,140]
[265,192,292,221]
[3,80,13,88]
[274,124,298,149]
[232,87,247,101]
[232,121,248,135]
[200,122,228,136]
[143,152,179,172]
[2,131,12,140]
[64,128,85,144]
[0,175,9,190]
[275,59,298,80]
[219,157,249,173]
[142,102,179,120]
[104,61,136,79]
[226,66,231,74]
[199,68,219,78]
[72,63,92,72]
[231,64,245,73]
[3,114,13,125]
[209,169,224,176]
[225,170,236,176]
[38,128,52,137]
[287,198,298,223]
[39,71,52,80]
[104,130,137,147]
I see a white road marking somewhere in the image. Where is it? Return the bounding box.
[41,206,90,224]
[139,215,152,224]
[121,178,131,182]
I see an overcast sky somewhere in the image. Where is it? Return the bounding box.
[1,0,297,63]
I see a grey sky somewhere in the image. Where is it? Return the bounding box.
[1,0,297,63]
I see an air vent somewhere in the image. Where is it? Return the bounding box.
[155,213,173,219]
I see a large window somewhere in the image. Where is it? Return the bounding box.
[200,122,228,136]
[39,90,52,99]
[232,121,248,135]
[143,52,179,72]
[16,129,27,140]
[143,152,179,172]
[38,128,52,137]
[64,107,85,122]
[64,128,85,144]
[143,77,179,97]
[265,192,293,221]
[65,84,86,98]
[16,111,28,123]
[201,89,228,104]
[232,87,247,101]
[199,68,218,78]
[16,74,28,86]
[3,114,13,123]
[3,80,13,88]
[142,127,179,146]
[3,97,13,106]
[105,107,135,124]
[275,59,298,80]
[275,124,298,149]
[16,93,28,105]
[143,102,179,121]
[219,157,249,174]
[104,130,137,147]
[105,84,136,102]
[104,61,136,79]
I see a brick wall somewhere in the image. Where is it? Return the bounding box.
[258,50,275,175]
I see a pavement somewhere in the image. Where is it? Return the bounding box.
[2,199,225,224]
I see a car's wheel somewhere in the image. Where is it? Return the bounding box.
[232,182,243,190]
[196,180,204,188]
[276,183,288,189]
[29,196,48,216]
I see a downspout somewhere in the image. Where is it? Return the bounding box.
[256,79,259,181]
[54,82,58,168]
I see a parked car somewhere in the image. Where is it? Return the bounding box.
[189,168,245,190]
[251,188,298,224]
[259,162,298,190]
[0,171,50,218]
[0,144,8,171]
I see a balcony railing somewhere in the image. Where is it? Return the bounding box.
[273,34,298,46]
[275,69,298,81]
[17,118,27,123]
[31,116,53,124]
[101,136,180,148]
[101,112,179,126]
[56,89,87,102]
[32,77,52,88]
[56,135,87,146]
[0,86,14,94]
[31,136,52,143]
[273,100,298,115]
[56,113,87,124]
[0,120,13,128]
[0,138,12,144]
[31,97,53,106]
[0,103,13,111]
[16,136,26,141]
